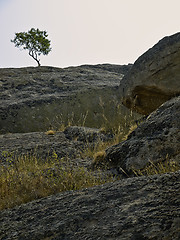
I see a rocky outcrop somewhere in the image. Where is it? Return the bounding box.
[0,64,134,134]
[119,32,180,115]
[0,170,180,240]
[105,96,180,171]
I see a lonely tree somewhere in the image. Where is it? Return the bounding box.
[11,28,51,66]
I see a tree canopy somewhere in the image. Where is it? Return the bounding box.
[11,28,52,66]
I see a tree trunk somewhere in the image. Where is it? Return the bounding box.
[36,58,41,67]
[29,50,41,66]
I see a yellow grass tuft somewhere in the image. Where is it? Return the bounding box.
[45,130,56,135]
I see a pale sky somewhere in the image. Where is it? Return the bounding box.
[0,0,180,68]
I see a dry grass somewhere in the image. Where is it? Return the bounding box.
[2,99,178,211]
[122,124,137,141]
[0,151,114,210]
[0,101,139,210]
[132,157,180,176]
[47,110,89,132]
[82,122,138,168]
[46,98,140,134]
[45,130,56,135]
[92,151,106,169]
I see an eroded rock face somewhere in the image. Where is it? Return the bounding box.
[0,64,134,134]
[119,32,180,115]
[105,96,180,171]
[0,171,180,240]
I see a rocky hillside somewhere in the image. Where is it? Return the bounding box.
[0,64,134,133]
[0,33,180,240]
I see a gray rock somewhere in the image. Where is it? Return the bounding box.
[0,170,180,240]
[105,96,180,171]
[0,64,135,134]
[0,131,83,163]
[81,63,133,75]
[0,126,115,170]
[119,32,180,115]
[64,126,113,142]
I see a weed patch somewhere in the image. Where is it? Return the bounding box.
[132,157,180,176]
[0,151,114,210]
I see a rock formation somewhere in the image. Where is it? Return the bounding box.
[105,96,180,171]
[0,170,179,240]
[0,64,134,134]
[119,32,180,115]
[1,34,180,240]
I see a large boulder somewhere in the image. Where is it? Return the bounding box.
[119,32,180,115]
[0,64,135,134]
[105,96,180,171]
[0,170,180,239]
